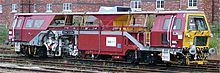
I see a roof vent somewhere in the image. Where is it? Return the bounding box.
[99,6,131,12]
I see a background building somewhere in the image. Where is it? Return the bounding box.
[0,0,219,26]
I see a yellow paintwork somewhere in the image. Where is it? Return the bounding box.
[113,15,129,26]
[189,61,207,65]
[113,15,144,31]
[185,54,207,65]
[182,13,212,65]
[183,13,212,48]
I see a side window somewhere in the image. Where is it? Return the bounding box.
[72,16,83,26]
[163,18,170,30]
[16,19,23,28]
[162,33,168,44]
[33,20,44,28]
[195,18,208,30]
[25,19,34,28]
[173,18,182,30]
[188,17,196,30]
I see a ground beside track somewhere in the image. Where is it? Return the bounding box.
[208,50,220,60]
[0,47,219,72]
[0,62,102,73]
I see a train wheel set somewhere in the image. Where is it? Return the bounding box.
[8,11,216,65]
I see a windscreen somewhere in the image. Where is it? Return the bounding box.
[188,16,208,31]
[11,17,17,28]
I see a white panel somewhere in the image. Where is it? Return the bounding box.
[162,49,170,61]
[178,34,182,39]
[171,45,176,47]
[8,36,12,39]
[15,43,20,52]
[106,37,116,47]
[172,41,177,44]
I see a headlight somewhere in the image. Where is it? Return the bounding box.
[210,33,213,37]
[186,33,190,37]
[189,45,196,55]
[209,48,216,55]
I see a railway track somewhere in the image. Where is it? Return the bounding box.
[0,49,219,72]
[0,64,63,73]
[0,57,178,72]
[0,55,219,72]
[0,47,15,54]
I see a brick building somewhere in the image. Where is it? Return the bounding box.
[0,0,219,26]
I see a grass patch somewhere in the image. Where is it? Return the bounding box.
[210,36,220,50]
[210,20,220,50]
[0,25,8,45]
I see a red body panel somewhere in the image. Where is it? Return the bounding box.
[150,14,185,48]
[170,14,185,48]
[78,34,124,55]
[150,32,163,47]
[11,15,54,42]
[14,17,25,41]
[100,35,123,52]
[96,15,120,25]
[78,34,99,51]
[9,13,187,56]
[150,15,169,47]
[78,32,141,56]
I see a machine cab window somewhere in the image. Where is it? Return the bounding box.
[163,18,170,30]
[33,20,44,28]
[173,18,182,30]
[25,19,34,28]
[16,19,23,28]
[163,18,182,30]
[188,16,208,31]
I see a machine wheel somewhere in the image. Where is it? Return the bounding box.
[39,46,47,58]
[85,54,92,59]
[125,51,138,64]
[149,53,162,65]
[61,52,71,59]
[24,46,33,57]
[177,53,186,65]
[180,57,187,65]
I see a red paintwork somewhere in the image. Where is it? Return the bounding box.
[96,15,120,25]
[150,14,185,48]
[22,15,54,42]
[78,33,138,56]
[78,34,99,51]
[150,15,168,47]
[11,15,54,42]
[100,35,123,52]
[170,14,185,48]
[14,17,25,41]
[9,14,141,57]
[9,13,188,58]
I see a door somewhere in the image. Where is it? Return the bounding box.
[150,15,176,47]
[22,16,46,42]
[161,15,176,47]
[170,16,184,48]
[22,16,34,41]
[13,16,25,41]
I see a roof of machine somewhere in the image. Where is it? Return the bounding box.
[15,11,205,16]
